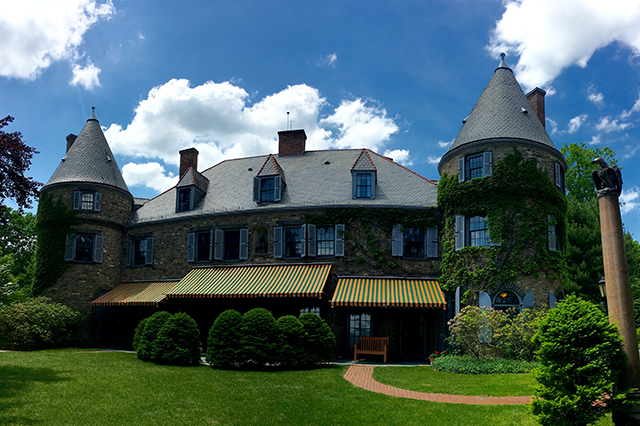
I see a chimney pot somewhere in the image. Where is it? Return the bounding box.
[526,87,546,129]
[179,147,199,178]
[278,129,307,156]
[66,134,77,153]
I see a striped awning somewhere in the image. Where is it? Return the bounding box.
[331,277,446,309]
[167,263,332,299]
[90,281,179,307]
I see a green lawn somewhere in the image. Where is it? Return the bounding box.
[0,350,612,426]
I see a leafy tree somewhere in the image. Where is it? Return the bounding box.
[561,141,616,203]
[0,116,40,223]
[0,208,37,303]
[531,295,628,426]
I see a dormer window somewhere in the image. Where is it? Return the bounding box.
[177,187,193,212]
[351,150,377,199]
[253,176,282,203]
[73,191,101,212]
[175,165,209,213]
[354,173,374,198]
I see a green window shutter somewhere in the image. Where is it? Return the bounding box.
[426,226,438,258]
[187,232,195,262]
[214,229,224,260]
[307,224,316,257]
[273,227,283,258]
[455,215,465,251]
[335,224,345,257]
[239,229,249,260]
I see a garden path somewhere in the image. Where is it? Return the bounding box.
[344,364,532,405]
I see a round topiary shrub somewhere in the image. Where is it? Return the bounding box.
[276,315,306,368]
[153,312,202,366]
[299,313,335,366]
[531,295,628,426]
[206,309,244,368]
[136,311,171,361]
[0,297,82,350]
[132,317,148,353]
[241,308,279,367]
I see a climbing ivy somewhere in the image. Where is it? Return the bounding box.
[33,192,77,294]
[437,149,568,294]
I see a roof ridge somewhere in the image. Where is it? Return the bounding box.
[367,150,437,185]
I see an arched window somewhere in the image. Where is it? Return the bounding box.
[493,291,520,311]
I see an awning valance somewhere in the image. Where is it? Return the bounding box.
[331,277,446,309]
[90,281,179,307]
[167,263,332,299]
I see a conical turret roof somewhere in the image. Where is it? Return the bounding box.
[447,58,556,153]
[44,110,130,193]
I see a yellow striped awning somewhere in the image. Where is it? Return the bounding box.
[331,277,446,309]
[167,263,332,299]
[90,281,179,307]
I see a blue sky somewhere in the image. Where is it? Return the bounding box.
[3,0,640,238]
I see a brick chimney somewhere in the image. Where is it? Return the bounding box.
[66,134,77,152]
[278,129,306,156]
[526,87,546,129]
[179,147,199,178]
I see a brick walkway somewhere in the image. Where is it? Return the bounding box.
[343,364,532,405]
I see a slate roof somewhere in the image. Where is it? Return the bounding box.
[44,111,130,194]
[129,149,438,225]
[447,59,556,153]
[257,154,286,183]
[176,167,209,193]
[351,150,376,171]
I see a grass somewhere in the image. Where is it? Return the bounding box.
[0,349,613,426]
[373,366,536,397]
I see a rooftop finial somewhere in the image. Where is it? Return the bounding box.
[88,106,97,122]
[500,52,505,60]
[497,52,510,70]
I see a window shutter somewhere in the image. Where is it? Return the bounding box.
[458,158,465,182]
[335,224,345,257]
[274,176,282,202]
[253,177,260,202]
[483,151,492,177]
[94,192,102,212]
[300,224,306,257]
[391,225,403,256]
[125,240,131,267]
[455,215,465,251]
[240,229,249,260]
[65,234,75,261]
[187,232,195,262]
[209,230,214,261]
[273,227,283,258]
[370,172,376,199]
[426,226,438,258]
[455,286,461,316]
[351,172,357,199]
[479,291,492,310]
[554,162,561,188]
[522,291,535,309]
[307,224,316,257]
[189,187,194,210]
[214,229,224,260]
[94,235,104,263]
[145,237,154,265]
[548,215,556,251]
[73,191,80,210]
[548,291,558,309]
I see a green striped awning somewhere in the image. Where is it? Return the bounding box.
[167,263,332,299]
[331,277,446,309]
[90,281,179,307]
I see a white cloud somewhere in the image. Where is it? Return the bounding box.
[621,186,640,214]
[567,114,588,134]
[588,134,602,145]
[595,116,632,133]
[383,149,412,166]
[106,79,400,190]
[488,0,640,90]
[546,117,559,135]
[427,156,442,164]
[122,162,177,191]
[317,53,337,68]
[70,60,101,89]
[0,0,114,80]
[587,85,604,106]
[438,140,453,148]
[621,90,640,118]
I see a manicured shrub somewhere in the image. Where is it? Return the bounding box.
[276,315,306,368]
[0,297,82,350]
[206,309,244,368]
[299,313,335,365]
[431,355,538,374]
[241,308,280,366]
[153,312,202,366]
[531,295,628,426]
[132,317,148,353]
[136,311,171,361]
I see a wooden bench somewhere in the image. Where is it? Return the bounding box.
[354,336,389,363]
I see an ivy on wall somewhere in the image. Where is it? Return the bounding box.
[437,149,568,294]
[33,192,77,294]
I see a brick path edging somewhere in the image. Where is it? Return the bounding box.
[344,364,532,405]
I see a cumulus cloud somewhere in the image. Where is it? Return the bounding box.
[0,0,114,80]
[595,116,632,133]
[383,149,412,166]
[621,90,640,118]
[567,114,588,134]
[70,60,101,89]
[122,162,178,192]
[621,187,640,214]
[105,79,400,190]
[427,156,442,164]
[317,53,338,68]
[487,0,640,90]
[438,140,453,148]
[588,134,602,145]
[587,85,604,106]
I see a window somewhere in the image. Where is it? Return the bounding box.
[554,162,565,193]
[458,152,492,182]
[65,233,104,263]
[126,237,154,266]
[300,307,320,316]
[254,227,268,254]
[273,224,345,258]
[349,313,371,350]
[177,188,192,212]
[187,229,248,262]
[197,231,212,261]
[493,291,520,311]
[73,191,101,212]
[391,225,438,258]
[253,176,282,203]
[224,230,240,260]
[285,226,303,258]
[548,215,562,252]
[455,215,499,250]
[352,172,375,199]
[480,289,535,311]
[316,226,335,256]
